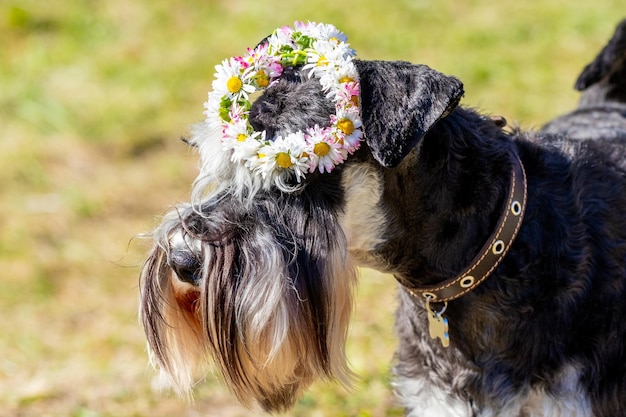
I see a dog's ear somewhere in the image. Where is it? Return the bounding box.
[574,19,626,91]
[355,60,464,167]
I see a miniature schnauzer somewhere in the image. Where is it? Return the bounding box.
[140,20,626,416]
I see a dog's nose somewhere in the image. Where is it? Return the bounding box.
[169,250,202,285]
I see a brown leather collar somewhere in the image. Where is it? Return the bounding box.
[405,153,527,303]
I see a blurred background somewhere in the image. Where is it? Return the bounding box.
[0,0,622,416]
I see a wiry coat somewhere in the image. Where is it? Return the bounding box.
[140,20,626,416]
[391,108,626,417]
[390,21,626,416]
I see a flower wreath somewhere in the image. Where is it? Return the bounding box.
[203,21,363,189]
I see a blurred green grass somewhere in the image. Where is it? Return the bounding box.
[0,0,623,416]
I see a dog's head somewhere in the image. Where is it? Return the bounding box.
[140,23,463,412]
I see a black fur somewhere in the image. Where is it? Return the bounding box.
[380,21,626,416]
[542,20,626,144]
[249,67,336,139]
[392,104,626,415]
[355,60,464,167]
[141,19,626,416]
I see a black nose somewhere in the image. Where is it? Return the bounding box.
[169,250,202,285]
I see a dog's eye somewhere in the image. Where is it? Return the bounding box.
[169,251,202,285]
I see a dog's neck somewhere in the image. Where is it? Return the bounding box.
[379,108,521,294]
[404,151,527,303]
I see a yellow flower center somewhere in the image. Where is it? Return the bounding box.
[256,70,269,88]
[313,142,331,157]
[339,76,354,84]
[317,55,329,66]
[337,118,355,135]
[275,152,293,168]
[237,133,247,142]
[226,76,243,93]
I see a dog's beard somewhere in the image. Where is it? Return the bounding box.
[140,199,357,411]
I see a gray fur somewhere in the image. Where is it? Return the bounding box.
[140,20,626,416]
[355,60,464,167]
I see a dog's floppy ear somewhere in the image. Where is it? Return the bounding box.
[355,60,464,167]
[574,19,626,91]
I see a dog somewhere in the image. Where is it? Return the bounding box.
[140,20,626,416]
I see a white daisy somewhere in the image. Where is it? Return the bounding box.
[218,115,263,167]
[317,39,354,62]
[268,26,295,52]
[332,107,364,151]
[203,92,223,128]
[212,58,256,101]
[200,21,364,192]
[315,23,349,44]
[319,64,358,98]
[293,21,315,34]
[247,44,283,81]
[256,133,309,182]
[306,126,347,173]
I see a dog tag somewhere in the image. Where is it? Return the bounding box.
[426,299,450,348]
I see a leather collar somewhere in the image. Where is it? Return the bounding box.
[405,153,527,303]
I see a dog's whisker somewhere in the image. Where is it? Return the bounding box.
[180,136,197,147]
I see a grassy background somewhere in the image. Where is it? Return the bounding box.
[0,1,623,416]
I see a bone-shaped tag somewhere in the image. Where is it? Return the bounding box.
[426,300,450,348]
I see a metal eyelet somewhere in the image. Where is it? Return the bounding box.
[460,276,475,288]
[492,240,505,255]
[423,292,437,300]
[511,200,522,216]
